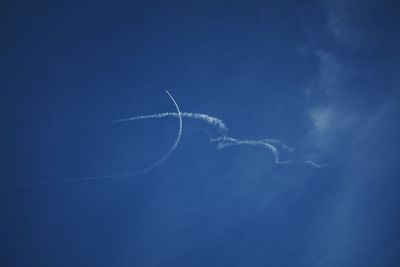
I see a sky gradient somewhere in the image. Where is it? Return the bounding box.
[1,0,400,266]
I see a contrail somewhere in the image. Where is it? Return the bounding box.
[1,91,325,189]
[1,90,183,188]
[132,90,183,175]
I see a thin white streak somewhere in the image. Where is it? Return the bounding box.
[1,90,183,188]
[133,90,182,175]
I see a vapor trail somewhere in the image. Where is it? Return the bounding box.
[1,92,325,189]
[1,90,183,188]
[132,90,182,175]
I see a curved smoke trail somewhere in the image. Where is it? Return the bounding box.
[1,90,183,188]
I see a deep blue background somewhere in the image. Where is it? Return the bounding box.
[1,0,400,266]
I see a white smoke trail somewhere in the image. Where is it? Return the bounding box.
[1,90,183,188]
[209,136,324,168]
[110,112,228,135]
[1,92,325,189]
[111,112,324,168]
[210,136,325,168]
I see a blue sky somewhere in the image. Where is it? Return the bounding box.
[1,0,400,266]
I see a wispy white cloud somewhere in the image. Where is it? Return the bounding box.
[302,2,364,152]
[326,8,359,45]
[308,105,358,148]
[310,106,335,134]
[306,51,346,99]
[304,50,357,152]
